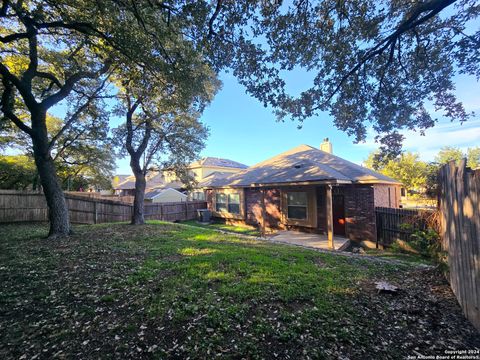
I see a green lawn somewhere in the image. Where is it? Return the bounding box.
[364,248,434,266]
[182,219,261,236]
[0,222,478,359]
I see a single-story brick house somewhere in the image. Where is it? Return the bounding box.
[198,142,402,244]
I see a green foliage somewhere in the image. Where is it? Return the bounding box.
[395,223,448,271]
[214,0,479,156]
[408,227,440,257]
[434,146,480,169]
[0,155,37,189]
[112,60,218,190]
[365,146,480,196]
[1,113,115,190]
[435,146,465,165]
[466,147,480,169]
[364,151,428,191]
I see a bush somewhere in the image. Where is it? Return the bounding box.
[400,225,448,271]
[409,228,440,257]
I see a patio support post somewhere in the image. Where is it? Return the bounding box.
[326,185,334,249]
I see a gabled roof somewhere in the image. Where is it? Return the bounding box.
[190,157,248,169]
[199,144,401,188]
[114,172,183,190]
[145,187,186,200]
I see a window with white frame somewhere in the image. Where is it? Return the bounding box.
[287,192,308,220]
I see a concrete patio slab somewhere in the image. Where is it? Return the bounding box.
[267,230,349,251]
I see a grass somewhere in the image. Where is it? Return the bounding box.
[0,221,478,359]
[182,219,261,236]
[364,248,434,266]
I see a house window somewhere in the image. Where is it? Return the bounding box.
[191,191,205,201]
[215,192,241,214]
[228,193,240,214]
[287,192,308,220]
[216,193,227,212]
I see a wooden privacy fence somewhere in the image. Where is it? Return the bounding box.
[375,207,431,247]
[0,190,206,224]
[438,160,480,331]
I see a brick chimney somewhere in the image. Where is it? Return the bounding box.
[320,138,333,154]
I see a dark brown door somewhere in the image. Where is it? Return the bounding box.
[332,194,346,236]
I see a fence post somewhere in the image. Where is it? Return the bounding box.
[93,200,98,224]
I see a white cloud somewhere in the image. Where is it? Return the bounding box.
[358,119,480,161]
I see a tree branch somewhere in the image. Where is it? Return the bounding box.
[48,75,110,151]
[0,78,33,136]
[208,0,223,39]
[41,60,111,109]
[322,0,457,106]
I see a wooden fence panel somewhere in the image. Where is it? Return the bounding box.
[0,190,48,222]
[375,207,429,246]
[439,160,480,331]
[0,190,206,225]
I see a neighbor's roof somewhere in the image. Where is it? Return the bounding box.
[199,144,400,188]
[114,172,183,190]
[190,157,248,169]
[145,187,186,200]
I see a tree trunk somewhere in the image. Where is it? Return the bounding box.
[131,170,146,225]
[31,113,71,237]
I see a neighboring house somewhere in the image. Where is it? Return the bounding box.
[199,141,402,243]
[113,157,248,199]
[145,188,187,203]
[188,157,248,182]
[113,172,183,196]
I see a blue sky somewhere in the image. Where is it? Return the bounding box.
[115,71,480,175]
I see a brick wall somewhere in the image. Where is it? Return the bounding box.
[264,188,283,228]
[373,184,401,208]
[244,188,283,229]
[245,188,262,226]
[344,185,376,243]
[206,184,377,243]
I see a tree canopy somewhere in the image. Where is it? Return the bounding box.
[365,145,480,197]
[364,151,428,191]
[112,62,216,224]
[435,146,480,168]
[205,0,479,157]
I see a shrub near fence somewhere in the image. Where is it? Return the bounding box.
[0,190,206,224]
[439,160,480,331]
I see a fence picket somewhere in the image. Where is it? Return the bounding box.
[0,190,206,224]
[439,161,480,331]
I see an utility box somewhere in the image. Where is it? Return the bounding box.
[197,209,211,223]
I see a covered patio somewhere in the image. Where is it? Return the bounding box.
[267,230,350,251]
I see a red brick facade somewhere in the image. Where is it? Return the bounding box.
[343,185,376,243]
[206,184,379,243]
[373,184,402,208]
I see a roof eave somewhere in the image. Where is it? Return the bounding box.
[355,179,402,185]
[200,179,352,189]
